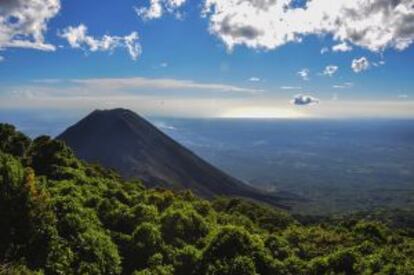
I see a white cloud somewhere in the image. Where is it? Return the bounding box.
[248,77,261,82]
[154,121,177,130]
[59,24,142,60]
[71,77,263,93]
[0,56,3,62]
[322,65,338,77]
[0,0,60,51]
[320,47,329,54]
[135,0,162,20]
[297,69,310,81]
[352,57,370,73]
[160,62,168,68]
[203,0,414,52]
[292,94,319,106]
[333,82,354,89]
[398,94,409,99]
[124,32,142,60]
[372,60,386,67]
[0,77,264,117]
[135,0,187,20]
[32,78,63,84]
[2,85,414,118]
[332,42,353,52]
[281,86,302,90]
[14,77,263,99]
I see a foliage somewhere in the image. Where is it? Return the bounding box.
[0,123,413,274]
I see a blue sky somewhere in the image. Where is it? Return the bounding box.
[0,0,413,118]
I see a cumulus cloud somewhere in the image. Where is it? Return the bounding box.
[135,0,187,20]
[0,0,60,51]
[352,57,370,73]
[59,24,142,60]
[322,65,338,77]
[292,94,319,106]
[332,42,353,52]
[135,0,162,20]
[297,69,310,81]
[203,0,414,52]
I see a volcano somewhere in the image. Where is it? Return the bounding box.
[58,108,289,207]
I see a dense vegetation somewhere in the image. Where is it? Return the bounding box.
[0,123,413,274]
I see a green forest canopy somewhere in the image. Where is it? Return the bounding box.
[0,123,413,274]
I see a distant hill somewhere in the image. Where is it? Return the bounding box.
[57,108,289,207]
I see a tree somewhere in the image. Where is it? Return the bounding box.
[354,221,387,243]
[26,136,79,178]
[205,256,258,275]
[129,222,163,271]
[265,234,291,260]
[171,245,201,275]
[0,123,31,157]
[201,226,268,274]
[161,206,209,246]
[0,154,62,272]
